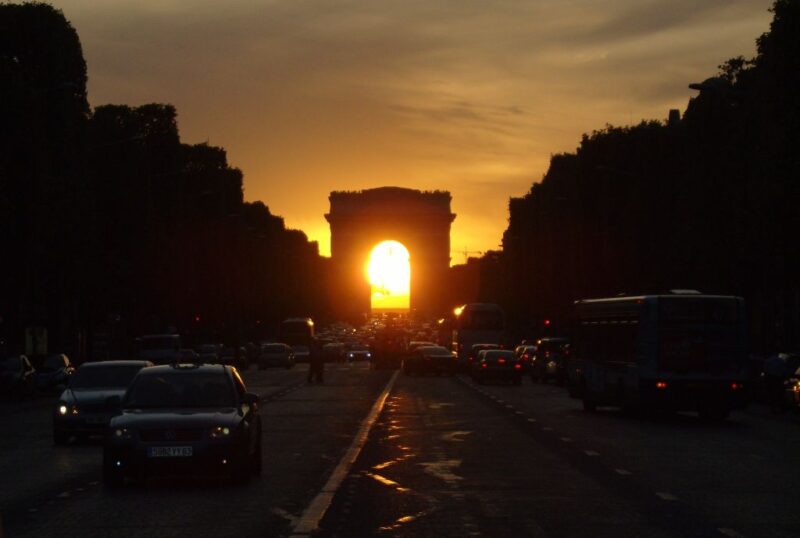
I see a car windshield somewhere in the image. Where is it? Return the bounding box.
[126,372,235,408]
[70,364,144,389]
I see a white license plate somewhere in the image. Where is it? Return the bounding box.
[147,446,193,458]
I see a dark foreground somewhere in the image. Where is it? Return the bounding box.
[1,363,798,537]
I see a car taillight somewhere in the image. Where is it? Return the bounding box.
[656,381,668,389]
[498,358,506,364]
[514,364,521,370]
[545,351,550,358]
[730,382,743,391]
[522,354,529,361]
[481,363,487,369]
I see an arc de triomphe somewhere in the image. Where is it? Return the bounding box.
[325,187,456,319]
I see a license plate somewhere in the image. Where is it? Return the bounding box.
[147,446,193,458]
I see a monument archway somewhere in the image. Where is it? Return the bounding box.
[326,187,455,320]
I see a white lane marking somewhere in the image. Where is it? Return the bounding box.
[527,418,537,423]
[272,507,299,525]
[584,450,599,457]
[505,405,514,409]
[615,468,632,475]
[560,437,572,443]
[718,528,745,538]
[655,492,678,501]
[290,370,399,537]
[57,492,70,498]
[515,411,524,416]
[542,427,553,431]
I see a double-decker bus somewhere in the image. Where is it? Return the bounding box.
[569,292,749,420]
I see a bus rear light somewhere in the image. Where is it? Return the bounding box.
[656,381,668,389]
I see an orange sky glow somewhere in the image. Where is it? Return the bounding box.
[53,0,773,263]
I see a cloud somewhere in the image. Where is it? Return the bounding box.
[53,0,774,259]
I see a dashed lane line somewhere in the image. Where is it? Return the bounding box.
[718,528,745,538]
[584,450,600,457]
[615,468,632,476]
[655,492,678,501]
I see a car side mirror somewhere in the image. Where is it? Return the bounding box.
[242,392,259,405]
[105,395,122,411]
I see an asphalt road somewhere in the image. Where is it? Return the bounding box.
[1,364,799,537]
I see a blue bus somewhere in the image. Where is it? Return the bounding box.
[568,293,749,420]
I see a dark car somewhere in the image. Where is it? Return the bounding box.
[103,363,262,487]
[472,350,523,385]
[36,354,75,393]
[258,343,295,369]
[462,343,501,372]
[402,345,457,376]
[345,343,372,362]
[529,338,570,384]
[54,360,152,444]
[0,355,36,400]
[514,344,536,373]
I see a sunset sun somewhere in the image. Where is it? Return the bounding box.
[367,240,410,311]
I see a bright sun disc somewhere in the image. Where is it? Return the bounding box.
[367,240,410,310]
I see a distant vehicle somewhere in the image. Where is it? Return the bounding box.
[783,363,800,412]
[103,363,262,487]
[472,350,522,385]
[465,343,501,371]
[346,343,371,362]
[291,345,311,363]
[402,345,457,376]
[178,349,199,362]
[218,346,248,370]
[570,293,749,420]
[451,303,506,365]
[195,344,221,364]
[258,343,295,369]
[54,360,152,445]
[514,344,536,372]
[278,318,315,346]
[137,334,181,365]
[0,355,36,400]
[408,341,436,352]
[35,353,75,393]
[529,338,570,384]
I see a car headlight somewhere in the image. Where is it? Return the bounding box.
[348,353,354,358]
[113,427,132,440]
[366,352,371,358]
[58,403,68,416]
[210,426,232,438]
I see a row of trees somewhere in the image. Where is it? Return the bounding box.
[493,0,800,351]
[0,3,329,359]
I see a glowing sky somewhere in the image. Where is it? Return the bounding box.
[52,0,773,262]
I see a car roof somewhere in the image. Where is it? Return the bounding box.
[79,360,153,368]
[136,363,230,375]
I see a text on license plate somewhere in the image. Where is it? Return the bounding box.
[148,446,193,458]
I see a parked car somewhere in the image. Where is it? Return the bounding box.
[35,353,75,393]
[0,355,36,400]
[472,350,523,385]
[195,344,221,364]
[258,343,295,369]
[54,360,152,444]
[529,338,570,384]
[402,346,457,376]
[102,363,262,487]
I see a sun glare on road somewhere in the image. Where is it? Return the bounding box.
[368,240,410,311]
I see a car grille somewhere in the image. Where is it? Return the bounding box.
[140,428,204,442]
